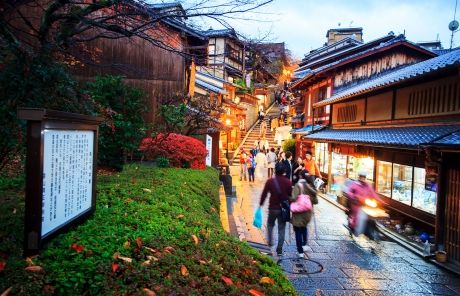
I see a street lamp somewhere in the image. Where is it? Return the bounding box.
[225,119,231,160]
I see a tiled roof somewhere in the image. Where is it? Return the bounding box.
[314,49,460,107]
[291,125,323,134]
[433,131,460,145]
[201,28,236,38]
[147,2,182,10]
[195,79,226,94]
[303,125,460,147]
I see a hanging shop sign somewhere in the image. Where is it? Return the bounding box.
[18,108,103,256]
[425,162,439,192]
[205,134,212,167]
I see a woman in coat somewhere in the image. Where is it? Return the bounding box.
[290,170,317,258]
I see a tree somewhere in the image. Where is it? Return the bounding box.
[156,93,226,136]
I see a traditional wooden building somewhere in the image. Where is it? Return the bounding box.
[302,49,460,266]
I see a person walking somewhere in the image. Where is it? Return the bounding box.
[290,170,317,258]
[255,149,267,179]
[271,116,279,132]
[281,151,293,181]
[247,152,256,182]
[292,156,304,185]
[266,148,277,178]
[239,149,247,181]
[260,120,267,139]
[259,163,292,256]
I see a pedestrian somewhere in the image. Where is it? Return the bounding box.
[271,116,279,132]
[253,138,261,156]
[292,156,305,185]
[281,151,293,181]
[303,151,321,184]
[255,149,267,179]
[239,149,247,181]
[247,152,256,182]
[259,163,292,256]
[290,170,316,258]
[266,147,277,178]
[260,120,267,138]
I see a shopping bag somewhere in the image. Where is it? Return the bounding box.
[253,207,263,229]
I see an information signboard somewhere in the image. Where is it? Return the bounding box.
[206,134,212,166]
[18,108,102,256]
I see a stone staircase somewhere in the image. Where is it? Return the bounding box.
[233,105,282,160]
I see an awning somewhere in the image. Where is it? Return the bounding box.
[303,125,460,148]
[291,125,323,134]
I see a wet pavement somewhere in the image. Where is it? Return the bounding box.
[228,164,460,296]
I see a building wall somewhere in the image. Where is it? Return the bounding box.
[366,91,393,121]
[395,75,460,119]
[333,51,421,91]
[331,99,365,124]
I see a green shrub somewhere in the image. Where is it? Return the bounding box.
[156,156,170,168]
[0,166,297,295]
[282,138,297,158]
[84,76,147,170]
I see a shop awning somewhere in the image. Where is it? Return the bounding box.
[291,125,323,135]
[303,125,460,148]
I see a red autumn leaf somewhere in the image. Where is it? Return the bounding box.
[0,261,5,272]
[136,237,142,248]
[221,276,233,286]
[71,243,85,253]
[249,289,265,296]
[142,288,156,296]
[111,262,120,273]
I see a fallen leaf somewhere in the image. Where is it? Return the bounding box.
[142,288,156,296]
[249,289,265,296]
[0,261,5,272]
[259,277,275,285]
[111,262,120,273]
[144,246,156,253]
[163,246,174,253]
[142,188,152,193]
[118,256,132,263]
[191,235,199,245]
[176,214,185,219]
[1,287,12,296]
[71,243,85,253]
[42,284,55,294]
[180,265,189,277]
[25,265,43,272]
[136,237,142,248]
[112,252,120,259]
[210,207,217,212]
[221,276,233,286]
[141,260,151,266]
[12,208,16,214]
[123,240,131,249]
[203,276,210,282]
[198,260,207,265]
[146,255,159,262]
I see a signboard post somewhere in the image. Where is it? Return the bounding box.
[206,134,212,166]
[18,108,103,256]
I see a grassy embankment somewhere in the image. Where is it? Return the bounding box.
[0,165,297,295]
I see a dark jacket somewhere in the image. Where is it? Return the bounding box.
[281,159,293,181]
[260,176,292,209]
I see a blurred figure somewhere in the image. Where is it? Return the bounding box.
[266,148,277,178]
[239,149,247,181]
[247,152,256,182]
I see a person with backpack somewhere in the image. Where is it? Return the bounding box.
[259,163,292,256]
[290,170,317,258]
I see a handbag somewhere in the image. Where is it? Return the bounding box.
[253,207,263,229]
[290,183,313,213]
[274,178,290,222]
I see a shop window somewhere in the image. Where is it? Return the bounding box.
[376,161,392,197]
[392,164,413,206]
[413,167,437,214]
[331,152,347,175]
[315,143,329,173]
[347,156,374,181]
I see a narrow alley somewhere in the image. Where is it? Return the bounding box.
[228,165,460,295]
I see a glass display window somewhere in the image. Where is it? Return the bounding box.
[376,161,392,197]
[331,152,347,176]
[413,167,437,214]
[347,156,374,181]
[315,142,329,174]
[392,164,413,206]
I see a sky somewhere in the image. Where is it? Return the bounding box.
[213,0,459,60]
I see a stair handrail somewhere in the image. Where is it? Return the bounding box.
[230,101,277,165]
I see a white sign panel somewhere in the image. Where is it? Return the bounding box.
[206,134,212,166]
[41,130,94,237]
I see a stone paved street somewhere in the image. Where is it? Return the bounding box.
[229,164,460,296]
